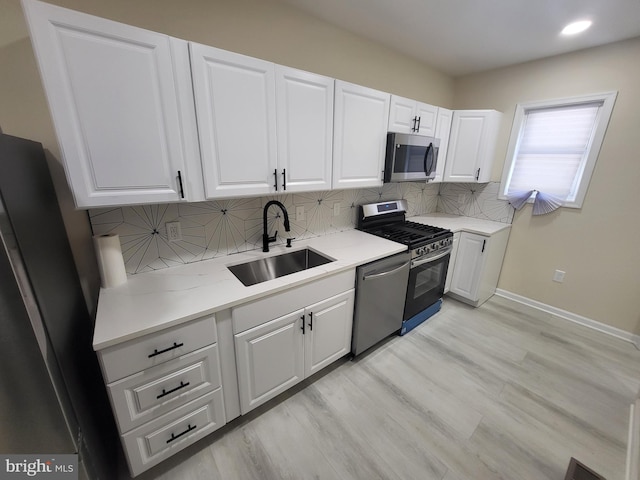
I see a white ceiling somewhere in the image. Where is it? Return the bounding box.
[2,0,639,76]
[278,0,640,76]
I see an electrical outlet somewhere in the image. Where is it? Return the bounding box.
[333,203,341,216]
[458,194,466,204]
[296,206,305,222]
[553,270,566,283]
[166,222,182,242]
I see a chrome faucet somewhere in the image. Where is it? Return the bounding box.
[263,200,291,252]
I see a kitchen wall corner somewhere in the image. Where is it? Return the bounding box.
[89,182,440,275]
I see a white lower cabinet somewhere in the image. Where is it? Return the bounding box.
[447,228,510,307]
[233,270,355,414]
[234,309,305,413]
[97,315,226,477]
[304,292,354,377]
[121,389,225,476]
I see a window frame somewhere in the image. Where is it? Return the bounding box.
[498,91,617,208]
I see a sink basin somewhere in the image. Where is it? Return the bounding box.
[228,248,335,286]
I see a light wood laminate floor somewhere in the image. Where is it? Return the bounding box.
[126,296,640,480]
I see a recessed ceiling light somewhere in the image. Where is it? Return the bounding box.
[561,20,592,35]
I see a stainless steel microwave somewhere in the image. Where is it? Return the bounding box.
[384,132,440,183]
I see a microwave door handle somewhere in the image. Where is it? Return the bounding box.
[423,143,434,176]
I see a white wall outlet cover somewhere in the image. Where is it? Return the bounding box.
[553,270,566,282]
[166,221,182,242]
[296,206,305,222]
[458,194,466,204]
[333,203,340,216]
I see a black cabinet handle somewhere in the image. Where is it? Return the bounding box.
[156,381,190,399]
[308,312,313,331]
[274,169,278,191]
[411,116,417,132]
[481,239,486,253]
[166,424,196,444]
[416,116,421,133]
[476,168,480,181]
[177,171,185,199]
[300,315,305,335]
[282,169,286,190]
[148,342,184,358]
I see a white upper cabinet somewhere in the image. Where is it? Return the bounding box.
[275,66,334,192]
[22,0,198,207]
[333,80,390,189]
[190,44,278,198]
[389,95,438,136]
[432,107,453,183]
[443,110,502,183]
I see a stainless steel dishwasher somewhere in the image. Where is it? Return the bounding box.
[351,251,411,356]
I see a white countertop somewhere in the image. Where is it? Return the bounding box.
[409,213,511,235]
[93,230,406,350]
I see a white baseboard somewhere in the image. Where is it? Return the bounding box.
[495,289,640,347]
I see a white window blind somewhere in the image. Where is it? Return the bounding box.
[508,103,600,200]
[500,91,616,210]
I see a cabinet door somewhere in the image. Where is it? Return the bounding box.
[333,81,390,189]
[449,232,488,302]
[443,110,501,183]
[234,309,304,414]
[304,290,354,377]
[275,66,333,192]
[388,95,417,134]
[190,43,277,198]
[23,0,193,207]
[432,107,453,183]
[415,102,438,137]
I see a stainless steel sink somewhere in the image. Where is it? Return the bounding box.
[228,248,334,286]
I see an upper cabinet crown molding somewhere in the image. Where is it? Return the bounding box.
[443,110,502,183]
[22,0,199,207]
[333,80,390,190]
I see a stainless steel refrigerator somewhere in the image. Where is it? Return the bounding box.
[0,133,116,479]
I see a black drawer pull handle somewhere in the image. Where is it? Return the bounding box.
[166,423,196,444]
[157,381,191,399]
[148,342,184,358]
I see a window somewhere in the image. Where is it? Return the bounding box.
[499,91,617,209]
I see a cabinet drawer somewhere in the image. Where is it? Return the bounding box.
[122,388,225,477]
[108,344,222,433]
[99,314,217,383]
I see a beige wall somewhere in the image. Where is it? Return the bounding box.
[0,0,453,317]
[454,37,640,335]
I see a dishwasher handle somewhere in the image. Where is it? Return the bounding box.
[362,260,410,281]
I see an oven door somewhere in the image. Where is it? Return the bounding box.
[404,248,450,321]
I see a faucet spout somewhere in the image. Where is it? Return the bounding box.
[263,200,290,252]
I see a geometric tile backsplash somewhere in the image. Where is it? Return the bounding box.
[89,181,513,275]
[437,182,515,224]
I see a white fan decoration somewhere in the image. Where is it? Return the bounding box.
[507,190,564,215]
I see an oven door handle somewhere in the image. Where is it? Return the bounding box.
[363,260,410,281]
[411,247,452,268]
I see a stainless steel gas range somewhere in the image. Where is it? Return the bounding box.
[358,199,452,335]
